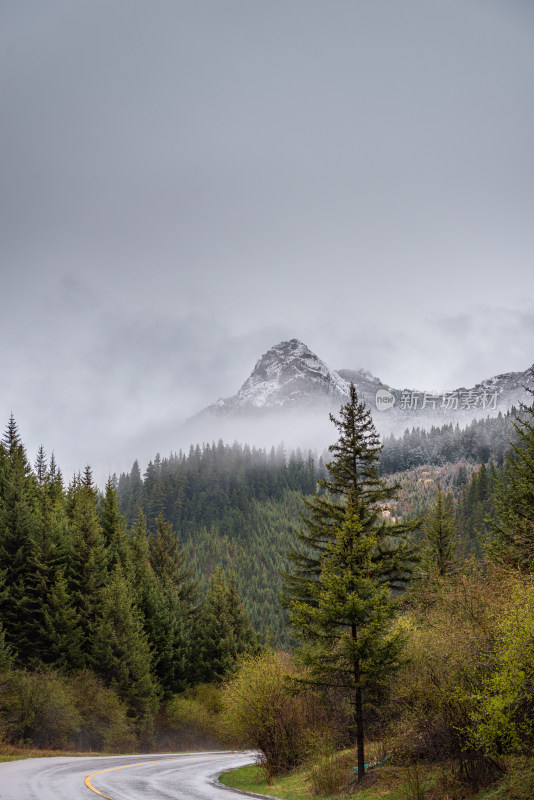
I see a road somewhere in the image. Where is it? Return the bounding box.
[0,750,257,800]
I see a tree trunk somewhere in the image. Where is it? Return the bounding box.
[355,681,365,781]
[352,624,365,782]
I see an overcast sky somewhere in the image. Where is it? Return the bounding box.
[2,0,534,482]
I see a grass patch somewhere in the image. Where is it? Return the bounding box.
[220,758,534,800]
[220,763,314,800]
[475,758,534,800]
[219,762,408,800]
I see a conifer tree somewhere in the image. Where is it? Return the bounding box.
[488,389,534,570]
[146,513,198,691]
[290,502,404,780]
[25,461,74,665]
[0,416,42,660]
[129,510,187,696]
[100,478,131,572]
[226,571,259,655]
[41,567,84,670]
[149,513,195,604]
[47,453,64,504]
[34,445,48,485]
[67,477,109,659]
[422,487,457,576]
[282,385,418,780]
[92,566,157,720]
[194,565,258,683]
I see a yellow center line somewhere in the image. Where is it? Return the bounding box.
[84,754,222,799]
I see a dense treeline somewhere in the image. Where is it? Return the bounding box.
[0,416,257,748]
[380,461,499,559]
[113,427,513,644]
[116,443,323,644]
[116,442,321,534]
[220,393,534,798]
[454,461,498,557]
[379,410,516,473]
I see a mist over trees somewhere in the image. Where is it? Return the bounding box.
[0,416,258,747]
[2,386,534,796]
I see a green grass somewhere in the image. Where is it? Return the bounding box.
[219,762,407,800]
[220,764,309,799]
[220,759,534,800]
[475,759,534,800]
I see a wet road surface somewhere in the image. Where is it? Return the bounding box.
[0,750,256,800]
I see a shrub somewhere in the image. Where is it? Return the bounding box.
[307,743,354,796]
[161,683,227,750]
[221,650,333,779]
[0,668,137,753]
[67,670,137,752]
[467,575,534,757]
[391,568,504,787]
[0,670,80,748]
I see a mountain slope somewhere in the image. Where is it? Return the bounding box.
[204,339,350,414]
[187,339,533,446]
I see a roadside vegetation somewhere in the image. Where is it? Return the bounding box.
[1,385,533,799]
[0,416,257,752]
[215,388,534,798]
[218,563,534,800]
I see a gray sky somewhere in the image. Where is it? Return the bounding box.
[2,0,534,482]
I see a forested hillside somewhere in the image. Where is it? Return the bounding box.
[112,416,515,644]
[380,461,498,557]
[0,406,516,747]
[0,417,258,748]
[116,443,322,645]
[0,397,529,787]
[379,409,516,472]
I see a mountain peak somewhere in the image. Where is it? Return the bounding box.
[200,339,350,417]
[189,342,534,447]
[235,339,349,409]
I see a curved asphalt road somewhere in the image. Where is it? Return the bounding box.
[0,750,256,800]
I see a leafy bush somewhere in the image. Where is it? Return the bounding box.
[391,568,504,787]
[0,670,80,748]
[67,670,137,752]
[162,683,227,749]
[467,575,534,757]
[221,650,334,779]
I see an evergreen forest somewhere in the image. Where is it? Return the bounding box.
[2,391,534,799]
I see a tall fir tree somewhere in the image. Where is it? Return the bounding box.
[422,486,457,576]
[290,502,404,780]
[92,566,157,720]
[128,510,188,696]
[100,478,131,572]
[487,389,534,570]
[34,445,48,485]
[0,416,42,661]
[282,386,418,780]
[148,513,196,605]
[193,565,258,683]
[41,566,84,670]
[67,477,109,661]
[147,513,198,691]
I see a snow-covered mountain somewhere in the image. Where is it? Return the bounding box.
[205,339,350,414]
[186,339,533,447]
